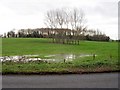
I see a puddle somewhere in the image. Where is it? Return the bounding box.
[44,55,56,58]
[79,54,93,57]
[1,54,95,63]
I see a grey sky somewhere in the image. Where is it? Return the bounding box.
[0,0,118,39]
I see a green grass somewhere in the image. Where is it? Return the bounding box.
[2,38,119,74]
[2,38,118,56]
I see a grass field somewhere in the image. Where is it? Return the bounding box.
[2,38,119,74]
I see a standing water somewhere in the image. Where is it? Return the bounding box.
[1,54,94,63]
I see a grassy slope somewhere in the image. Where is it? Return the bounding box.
[2,38,119,74]
[2,38,118,56]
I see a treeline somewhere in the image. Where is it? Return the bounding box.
[4,29,43,38]
[3,28,110,42]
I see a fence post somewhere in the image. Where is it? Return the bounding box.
[93,54,95,60]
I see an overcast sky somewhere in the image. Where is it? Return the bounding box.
[0,0,118,39]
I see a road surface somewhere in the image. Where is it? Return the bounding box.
[2,73,119,88]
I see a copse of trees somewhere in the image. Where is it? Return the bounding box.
[44,8,86,30]
[44,8,87,44]
[44,8,109,43]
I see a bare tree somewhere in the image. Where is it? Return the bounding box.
[70,8,86,31]
[63,8,70,29]
[55,9,64,28]
[44,10,58,28]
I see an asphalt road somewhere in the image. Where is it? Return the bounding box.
[2,73,119,88]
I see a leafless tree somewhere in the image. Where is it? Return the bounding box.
[44,10,58,28]
[63,8,70,29]
[55,9,65,28]
[70,8,86,31]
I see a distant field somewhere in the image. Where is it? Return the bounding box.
[2,38,119,74]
